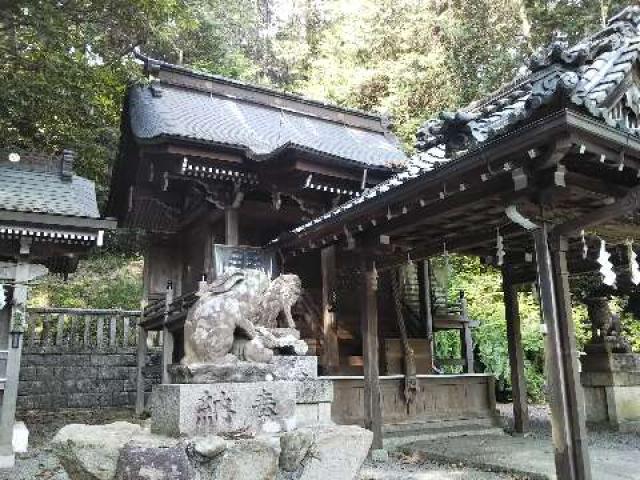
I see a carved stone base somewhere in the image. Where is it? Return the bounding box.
[581,352,640,431]
[169,361,275,384]
[151,382,297,438]
[170,356,319,384]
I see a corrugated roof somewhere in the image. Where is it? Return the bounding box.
[0,165,100,219]
[128,83,407,169]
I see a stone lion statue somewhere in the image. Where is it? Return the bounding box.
[182,268,304,366]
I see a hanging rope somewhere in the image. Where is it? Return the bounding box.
[391,268,418,409]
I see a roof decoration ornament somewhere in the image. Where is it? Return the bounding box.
[415,111,480,156]
[528,31,590,72]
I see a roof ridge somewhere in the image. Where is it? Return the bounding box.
[134,49,385,123]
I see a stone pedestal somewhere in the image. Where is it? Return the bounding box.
[153,355,334,438]
[581,352,640,432]
[151,381,297,437]
[296,378,333,427]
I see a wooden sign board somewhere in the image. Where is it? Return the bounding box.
[212,244,277,279]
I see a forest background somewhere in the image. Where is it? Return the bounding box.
[2,0,639,401]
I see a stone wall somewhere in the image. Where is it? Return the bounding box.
[17,348,161,410]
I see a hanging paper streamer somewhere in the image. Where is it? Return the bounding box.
[496,229,505,266]
[581,230,588,260]
[628,241,640,286]
[598,239,616,287]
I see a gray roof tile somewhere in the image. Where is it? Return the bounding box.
[276,6,640,242]
[0,165,100,218]
[129,84,407,169]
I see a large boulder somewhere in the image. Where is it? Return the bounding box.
[51,421,370,480]
[292,425,372,480]
[51,422,178,480]
[279,430,314,472]
[214,438,279,480]
[114,444,192,480]
[52,422,142,480]
[191,435,229,459]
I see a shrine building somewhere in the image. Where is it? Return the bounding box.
[0,149,114,467]
[108,8,640,480]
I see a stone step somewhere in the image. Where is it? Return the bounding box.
[382,416,505,449]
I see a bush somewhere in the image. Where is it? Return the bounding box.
[30,253,143,310]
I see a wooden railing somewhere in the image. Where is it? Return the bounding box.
[24,307,149,350]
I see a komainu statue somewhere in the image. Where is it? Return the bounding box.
[182,268,306,366]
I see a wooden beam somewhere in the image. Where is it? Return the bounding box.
[365,174,514,238]
[502,266,529,434]
[135,324,148,415]
[460,294,474,374]
[416,260,434,373]
[360,256,383,450]
[161,286,175,384]
[0,243,30,466]
[378,223,528,269]
[533,226,591,480]
[550,235,592,479]
[552,183,640,238]
[225,208,239,246]
[564,171,629,198]
[284,117,572,249]
[162,144,244,164]
[321,246,340,374]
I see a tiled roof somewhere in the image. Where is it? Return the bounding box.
[276,6,640,243]
[417,6,640,161]
[128,83,407,169]
[0,163,100,219]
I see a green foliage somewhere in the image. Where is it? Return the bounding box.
[30,254,143,310]
[5,0,640,405]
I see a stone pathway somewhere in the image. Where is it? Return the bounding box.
[398,404,640,480]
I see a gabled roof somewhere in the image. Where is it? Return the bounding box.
[128,53,408,170]
[275,6,640,245]
[0,150,100,219]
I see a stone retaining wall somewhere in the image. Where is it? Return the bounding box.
[17,348,161,410]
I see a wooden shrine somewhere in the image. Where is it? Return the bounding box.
[274,7,640,478]
[0,149,114,468]
[106,52,417,408]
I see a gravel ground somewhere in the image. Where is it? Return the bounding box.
[3,404,638,479]
[358,451,521,479]
[497,403,640,450]
[1,409,143,480]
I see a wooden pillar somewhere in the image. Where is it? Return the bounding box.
[461,325,474,373]
[135,324,148,415]
[533,225,591,480]
[360,256,383,450]
[460,293,474,373]
[0,245,29,466]
[225,208,239,246]
[321,246,339,373]
[502,267,529,434]
[161,284,174,384]
[416,260,434,372]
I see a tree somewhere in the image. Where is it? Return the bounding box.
[0,1,190,203]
